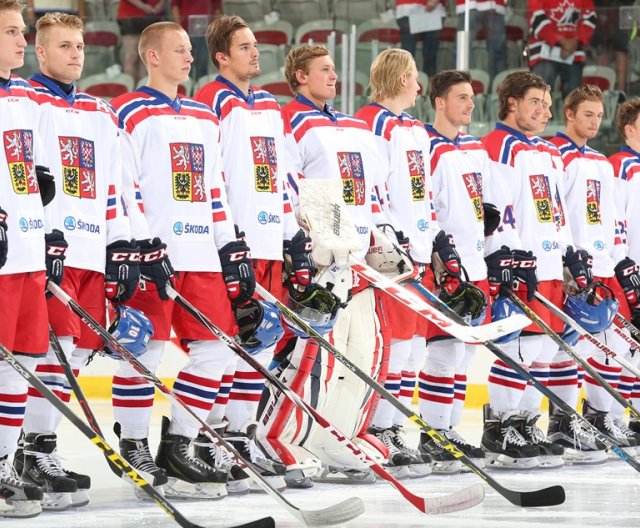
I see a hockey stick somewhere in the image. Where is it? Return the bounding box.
[47,327,123,479]
[613,312,640,342]
[0,341,273,528]
[254,284,564,508]
[168,286,484,515]
[46,282,362,527]
[531,292,640,379]
[507,290,640,420]
[348,257,531,344]
[407,280,640,473]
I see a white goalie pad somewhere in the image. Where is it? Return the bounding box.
[298,179,361,266]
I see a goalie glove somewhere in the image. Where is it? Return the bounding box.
[105,240,140,302]
[483,202,501,236]
[45,229,68,295]
[563,245,593,290]
[511,249,538,301]
[35,165,56,206]
[283,229,314,288]
[615,257,640,307]
[138,237,174,301]
[0,207,7,269]
[219,235,255,305]
[485,246,513,297]
[431,230,462,294]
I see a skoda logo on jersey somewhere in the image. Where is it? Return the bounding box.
[173,222,184,236]
[18,218,28,232]
[594,240,605,251]
[64,216,76,231]
[257,211,281,225]
[542,240,552,252]
[417,219,427,232]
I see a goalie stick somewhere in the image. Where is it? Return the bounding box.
[506,291,640,420]
[348,257,531,343]
[254,283,564,508]
[0,341,273,528]
[612,312,640,343]
[408,280,640,473]
[46,282,363,527]
[531,293,640,379]
[167,285,484,515]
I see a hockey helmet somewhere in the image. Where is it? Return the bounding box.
[104,305,154,360]
[286,283,341,338]
[563,282,618,334]
[491,295,525,343]
[235,299,285,355]
[440,281,487,327]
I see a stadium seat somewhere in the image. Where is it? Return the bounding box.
[581,65,623,123]
[469,68,490,121]
[137,76,194,97]
[275,0,328,28]
[254,70,292,106]
[79,72,134,101]
[82,21,120,78]
[222,0,270,21]
[332,0,385,25]
[355,18,401,74]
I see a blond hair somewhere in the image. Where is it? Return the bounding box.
[368,48,415,102]
[138,21,185,66]
[35,12,83,46]
[284,44,329,93]
[0,0,24,14]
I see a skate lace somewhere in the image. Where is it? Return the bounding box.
[177,443,211,471]
[612,416,636,438]
[207,442,234,471]
[569,415,596,449]
[524,424,547,445]
[443,428,472,449]
[378,429,402,455]
[501,426,528,449]
[0,458,22,487]
[603,415,625,439]
[26,450,67,478]
[128,441,160,474]
[391,427,421,457]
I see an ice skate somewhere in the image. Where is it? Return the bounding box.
[419,431,462,474]
[0,455,42,518]
[609,415,640,457]
[518,411,564,468]
[480,404,540,469]
[367,426,412,479]
[582,399,636,457]
[388,425,431,478]
[155,417,227,500]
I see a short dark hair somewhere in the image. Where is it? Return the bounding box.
[428,70,471,107]
[497,70,546,120]
[563,84,604,124]
[206,15,249,68]
[615,98,640,139]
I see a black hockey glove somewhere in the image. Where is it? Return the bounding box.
[105,239,140,302]
[0,207,7,270]
[283,229,314,288]
[563,245,593,290]
[45,229,68,295]
[485,246,513,297]
[138,237,174,301]
[511,249,538,301]
[36,165,56,206]
[431,230,462,295]
[615,257,640,308]
[219,236,255,305]
[483,202,501,236]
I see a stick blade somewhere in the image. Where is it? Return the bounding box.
[467,313,532,342]
[230,516,276,528]
[424,483,485,515]
[509,485,566,508]
[298,497,365,526]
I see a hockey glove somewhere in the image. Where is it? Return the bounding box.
[36,165,56,206]
[105,239,140,302]
[615,257,640,308]
[138,237,174,301]
[0,207,7,269]
[45,229,68,295]
[219,237,255,305]
[512,249,538,301]
[431,230,462,295]
[563,245,593,290]
[483,202,501,236]
[283,229,314,288]
[485,246,513,297]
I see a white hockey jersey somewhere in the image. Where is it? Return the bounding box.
[482,123,563,280]
[193,76,298,261]
[550,133,623,278]
[282,95,389,258]
[355,104,436,264]
[0,77,48,276]
[426,125,489,281]
[111,87,236,272]
[609,146,640,264]
[30,73,130,273]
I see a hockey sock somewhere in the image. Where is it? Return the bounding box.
[205,369,234,426]
[371,338,411,430]
[391,335,424,427]
[548,360,579,408]
[518,362,549,413]
[450,345,474,427]
[583,353,621,413]
[633,379,640,412]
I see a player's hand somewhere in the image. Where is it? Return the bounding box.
[219,236,255,305]
[485,246,513,297]
[45,229,68,296]
[105,239,140,302]
[563,245,593,290]
[511,249,538,301]
[283,229,314,288]
[138,237,174,301]
[615,257,640,307]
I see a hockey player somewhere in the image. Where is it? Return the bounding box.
[0,0,67,518]
[258,44,396,486]
[192,15,311,491]
[110,21,255,500]
[14,12,137,510]
[481,71,577,468]
[551,85,640,457]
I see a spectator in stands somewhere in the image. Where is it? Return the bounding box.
[171,0,221,81]
[396,0,445,77]
[117,0,166,85]
[26,0,84,26]
[528,0,596,99]
[592,0,632,93]
[455,0,506,80]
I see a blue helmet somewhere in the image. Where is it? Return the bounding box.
[285,283,341,338]
[104,306,154,360]
[491,295,525,343]
[563,284,618,334]
[235,299,284,355]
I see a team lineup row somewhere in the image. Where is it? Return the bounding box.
[1,0,640,523]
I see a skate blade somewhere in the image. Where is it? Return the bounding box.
[563,449,608,465]
[164,478,228,500]
[537,455,565,469]
[71,489,90,507]
[41,491,73,511]
[484,453,540,470]
[0,499,42,518]
[314,468,376,485]
[133,483,165,501]
[227,479,251,495]
[430,460,462,475]
[406,463,432,478]
[382,465,411,480]
[460,458,485,472]
[249,474,286,493]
